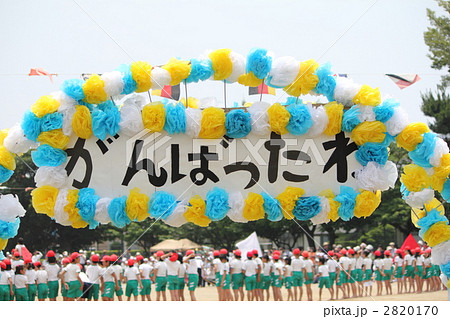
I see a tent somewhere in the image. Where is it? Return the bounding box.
[150,238,202,251]
[400,234,420,250]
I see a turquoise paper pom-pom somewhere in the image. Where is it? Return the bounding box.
[286,103,313,135]
[31,144,67,167]
[442,179,450,202]
[21,110,42,141]
[335,186,357,221]
[374,99,399,123]
[246,48,272,79]
[164,102,186,134]
[41,113,63,132]
[61,79,85,100]
[440,261,450,278]
[108,196,131,228]
[417,209,448,237]
[149,191,177,220]
[225,109,252,138]
[0,165,14,184]
[116,64,137,95]
[92,101,120,140]
[314,62,336,102]
[186,59,213,83]
[205,187,229,221]
[261,192,283,222]
[293,196,322,220]
[355,142,388,166]
[76,188,100,229]
[409,132,437,168]
[342,106,361,132]
[0,218,20,239]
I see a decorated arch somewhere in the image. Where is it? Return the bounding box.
[0,48,449,286]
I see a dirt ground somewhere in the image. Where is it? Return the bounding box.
[60,282,448,301]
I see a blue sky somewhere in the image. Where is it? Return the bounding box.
[0,0,446,129]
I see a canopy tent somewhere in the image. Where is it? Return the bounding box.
[150,238,202,251]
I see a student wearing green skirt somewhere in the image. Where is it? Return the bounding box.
[414,249,426,293]
[137,255,153,301]
[61,252,84,301]
[261,255,273,301]
[270,253,283,301]
[362,250,373,297]
[45,251,60,301]
[302,251,314,301]
[373,251,384,296]
[219,254,233,301]
[85,254,102,301]
[283,257,294,301]
[393,249,404,294]
[0,261,14,301]
[316,257,333,301]
[381,250,393,295]
[291,248,304,301]
[423,248,433,292]
[14,265,29,301]
[184,250,199,301]
[403,248,415,293]
[35,262,49,301]
[124,259,143,301]
[24,259,37,301]
[177,253,186,301]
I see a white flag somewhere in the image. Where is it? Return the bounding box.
[236,232,263,261]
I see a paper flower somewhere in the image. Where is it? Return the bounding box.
[385,106,409,136]
[108,196,131,228]
[72,105,93,139]
[209,49,233,80]
[225,109,252,138]
[31,185,58,217]
[162,58,191,86]
[94,197,112,225]
[243,192,265,221]
[355,142,388,166]
[0,166,13,184]
[341,106,361,132]
[409,132,437,168]
[333,77,361,106]
[314,62,336,102]
[0,218,20,240]
[198,107,226,139]
[41,112,63,132]
[164,102,186,134]
[37,129,70,150]
[21,110,42,141]
[284,59,319,97]
[0,146,16,171]
[417,209,448,237]
[184,195,211,227]
[82,74,108,104]
[61,79,85,101]
[76,188,100,229]
[185,108,202,138]
[335,186,357,221]
[131,61,152,92]
[286,103,313,135]
[400,164,430,192]
[115,64,137,95]
[293,196,322,220]
[186,58,213,83]
[0,194,26,222]
[142,102,166,132]
[31,95,60,118]
[351,121,387,146]
[205,187,229,221]
[354,161,398,192]
[352,84,381,106]
[396,122,430,151]
[310,197,331,225]
[31,144,67,167]
[423,222,450,247]
[149,191,176,220]
[267,103,290,135]
[34,165,68,188]
[276,186,305,220]
[374,99,399,123]
[92,102,121,140]
[266,56,299,88]
[163,201,188,227]
[323,102,343,136]
[354,190,381,218]
[52,189,71,226]
[261,192,283,222]
[101,71,124,96]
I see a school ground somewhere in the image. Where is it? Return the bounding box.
[60,283,447,301]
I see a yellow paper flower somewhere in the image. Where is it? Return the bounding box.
[411,197,445,227]
[238,72,263,87]
[31,185,59,217]
[352,84,381,106]
[400,164,430,192]
[243,193,265,221]
[142,102,165,132]
[323,102,344,136]
[65,189,88,228]
[267,103,290,135]
[430,174,446,192]
[0,129,9,145]
[209,49,233,81]
[131,61,152,92]
[180,97,199,109]
[0,145,16,171]
[396,122,430,152]
[0,238,8,250]
[351,121,386,146]
[82,74,108,104]
[283,59,319,97]
[276,186,305,220]
[162,58,191,86]
[30,95,60,118]
[433,153,450,178]
[184,195,211,227]
[126,188,150,222]
[37,129,70,150]
[423,222,450,247]
[198,107,226,139]
[72,105,93,139]
[354,190,381,218]
[319,189,340,221]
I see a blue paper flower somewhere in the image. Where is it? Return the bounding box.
[335,186,357,221]
[355,142,389,166]
[205,187,229,221]
[442,179,450,202]
[31,144,67,167]
[0,165,14,184]
[293,196,322,220]
[342,106,361,132]
[164,102,186,134]
[61,79,85,100]
[76,188,100,229]
[92,101,120,140]
[108,196,131,228]
[440,261,450,278]
[374,99,399,123]
[417,209,448,237]
[261,192,283,222]
[225,109,252,138]
[149,191,177,220]
[116,64,137,95]
[314,62,336,102]
[21,110,42,141]
[246,48,273,79]
[186,59,213,83]
[409,132,437,168]
[286,103,313,135]
[41,112,63,132]
[0,218,20,239]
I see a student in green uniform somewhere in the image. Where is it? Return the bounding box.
[24,258,37,301]
[124,259,143,301]
[45,250,60,301]
[283,257,293,301]
[184,250,199,301]
[35,262,49,301]
[14,265,29,301]
[316,257,333,301]
[0,261,13,301]
[230,249,244,301]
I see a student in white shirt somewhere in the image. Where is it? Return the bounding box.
[151,250,168,301]
[184,250,198,301]
[261,255,273,301]
[109,254,124,301]
[60,258,71,301]
[291,248,304,301]
[24,258,37,301]
[219,254,233,301]
[414,249,425,293]
[212,250,223,300]
[177,254,187,301]
[242,251,258,301]
[0,261,13,301]
[284,257,294,301]
[302,251,314,301]
[85,254,102,301]
[44,251,60,301]
[338,249,351,299]
[230,250,244,301]
[252,250,263,301]
[382,250,393,295]
[271,253,283,301]
[163,252,180,301]
[347,249,357,298]
[403,248,415,293]
[315,257,333,301]
[123,259,142,301]
[61,252,83,301]
[35,262,48,301]
[99,255,119,301]
[393,249,404,294]
[137,255,152,301]
[326,251,338,294]
[361,250,373,297]
[14,265,29,301]
[373,251,384,296]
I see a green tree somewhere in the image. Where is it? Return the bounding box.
[421,89,450,140]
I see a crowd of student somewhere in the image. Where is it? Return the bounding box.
[0,242,446,301]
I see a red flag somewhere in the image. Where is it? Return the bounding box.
[29,68,55,82]
[20,246,32,260]
[400,234,420,250]
[249,82,276,96]
[385,74,421,89]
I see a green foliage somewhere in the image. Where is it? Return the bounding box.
[421,88,450,137]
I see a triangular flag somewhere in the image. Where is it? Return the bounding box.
[386,73,421,89]
[29,68,55,82]
[152,84,180,101]
[400,233,420,250]
[249,82,276,96]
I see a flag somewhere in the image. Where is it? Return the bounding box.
[400,233,420,251]
[152,84,180,101]
[28,68,55,82]
[20,246,32,260]
[333,73,348,78]
[386,73,421,89]
[249,82,276,96]
[236,232,263,261]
